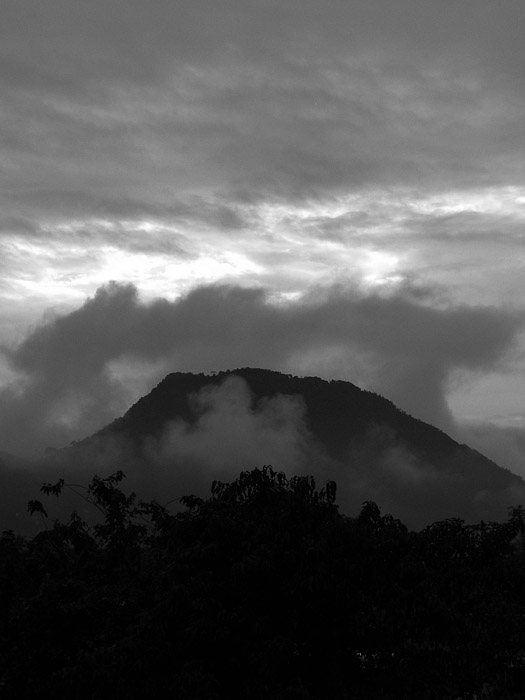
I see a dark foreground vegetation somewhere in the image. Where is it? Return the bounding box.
[2,467,525,699]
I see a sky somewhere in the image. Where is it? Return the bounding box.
[1,1,525,475]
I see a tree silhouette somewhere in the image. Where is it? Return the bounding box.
[0,467,523,698]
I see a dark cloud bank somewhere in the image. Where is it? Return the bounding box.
[3,281,522,451]
[1,282,524,531]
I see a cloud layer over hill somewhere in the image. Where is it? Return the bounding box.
[1,282,523,464]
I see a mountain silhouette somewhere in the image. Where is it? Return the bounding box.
[65,368,525,527]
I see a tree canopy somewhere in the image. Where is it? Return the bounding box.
[0,466,524,699]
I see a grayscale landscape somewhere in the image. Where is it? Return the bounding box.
[1,2,525,697]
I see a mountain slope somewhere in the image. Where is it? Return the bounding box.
[67,368,525,527]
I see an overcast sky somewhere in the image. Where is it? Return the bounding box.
[1,1,525,470]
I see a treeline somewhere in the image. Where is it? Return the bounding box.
[1,466,525,699]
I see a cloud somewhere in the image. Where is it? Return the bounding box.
[1,282,522,458]
[3,1,525,333]
[151,376,312,472]
[3,0,525,222]
[459,422,525,480]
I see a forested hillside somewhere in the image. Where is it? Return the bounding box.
[66,368,525,527]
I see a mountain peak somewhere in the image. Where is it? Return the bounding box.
[69,367,525,528]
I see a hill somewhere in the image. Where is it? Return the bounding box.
[63,368,525,528]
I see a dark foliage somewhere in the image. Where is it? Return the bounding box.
[1,466,525,699]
